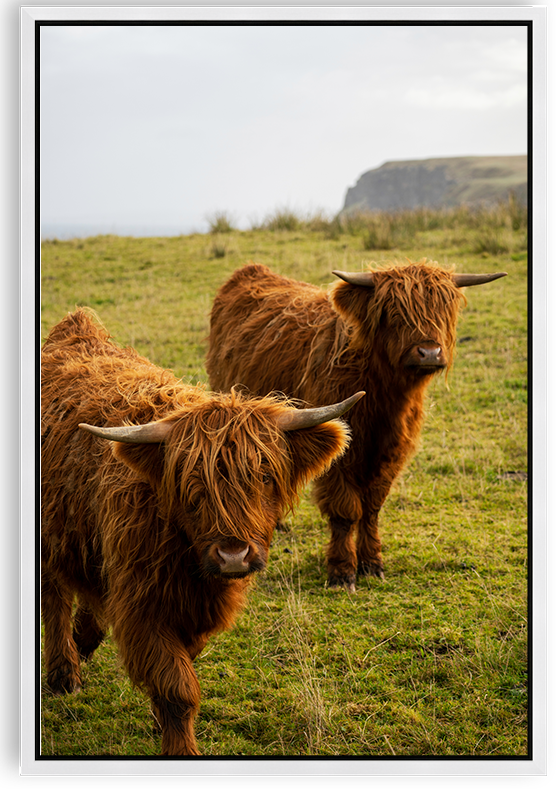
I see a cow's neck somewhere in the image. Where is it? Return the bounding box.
[345,349,435,441]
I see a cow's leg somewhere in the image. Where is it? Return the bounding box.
[72,602,106,661]
[356,467,402,579]
[356,488,386,579]
[117,626,202,756]
[326,517,359,591]
[41,573,82,694]
[313,471,363,592]
[151,689,201,757]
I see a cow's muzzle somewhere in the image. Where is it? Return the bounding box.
[405,343,447,372]
[217,545,250,574]
[205,540,267,578]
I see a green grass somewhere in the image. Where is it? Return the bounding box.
[40,206,528,757]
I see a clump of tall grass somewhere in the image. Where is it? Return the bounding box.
[261,208,302,232]
[206,233,238,259]
[465,194,528,254]
[304,210,339,234]
[210,240,227,258]
[255,207,341,234]
[206,211,236,234]
[362,217,402,250]
[481,192,528,231]
[472,230,515,256]
[364,211,448,250]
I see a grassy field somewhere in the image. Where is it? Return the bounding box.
[40,202,529,758]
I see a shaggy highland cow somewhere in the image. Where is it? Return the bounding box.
[206,260,506,591]
[41,309,363,755]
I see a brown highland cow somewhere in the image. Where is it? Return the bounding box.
[206,260,506,591]
[41,308,363,755]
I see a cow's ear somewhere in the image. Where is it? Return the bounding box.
[112,442,164,487]
[285,419,351,488]
[330,279,375,346]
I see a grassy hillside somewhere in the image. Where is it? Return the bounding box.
[40,204,529,757]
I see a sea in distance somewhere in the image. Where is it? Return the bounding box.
[41,222,201,241]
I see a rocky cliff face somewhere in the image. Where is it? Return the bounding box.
[342,155,527,212]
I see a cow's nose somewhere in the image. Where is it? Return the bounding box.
[417,346,442,363]
[405,343,447,370]
[217,545,250,573]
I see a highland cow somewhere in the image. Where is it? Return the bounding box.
[206,260,506,591]
[41,308,363,755]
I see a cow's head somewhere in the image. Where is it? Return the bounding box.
[79,390,363,579]
[330,261,506,382]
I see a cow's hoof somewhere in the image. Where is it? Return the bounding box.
[327,574,356,594]
[358,561,385,580]
[47,668,82,695]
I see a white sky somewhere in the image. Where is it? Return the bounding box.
[39,23,528,234]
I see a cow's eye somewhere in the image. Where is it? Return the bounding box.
[262,473,272,485]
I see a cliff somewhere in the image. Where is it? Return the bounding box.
[342,155,527,213]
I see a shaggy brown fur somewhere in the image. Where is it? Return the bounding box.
[41,308,351,755]
[207,261,471,590]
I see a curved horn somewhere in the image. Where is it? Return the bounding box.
[451,272,507,287]
[78,419,174,444]
[276,391,366,431]
[79,393,367,441]
[332,270,375,287]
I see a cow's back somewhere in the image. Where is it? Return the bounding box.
[207,264,342,403]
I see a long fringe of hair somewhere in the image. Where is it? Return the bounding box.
[330,259,466,371]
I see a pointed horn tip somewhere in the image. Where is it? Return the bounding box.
[332,270,375,287]
[276,391,366,431]
[78,422,126,441]
[347,390,366,406]
[332,269,360,280]
[452,271,508,287]
[78,420,172,443]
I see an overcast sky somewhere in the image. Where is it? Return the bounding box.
[39,23,528,236]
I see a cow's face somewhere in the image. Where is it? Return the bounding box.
[374,306,457,378]
[331,263,465,380]
[110,394,353,579]
[168,436,285,579]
